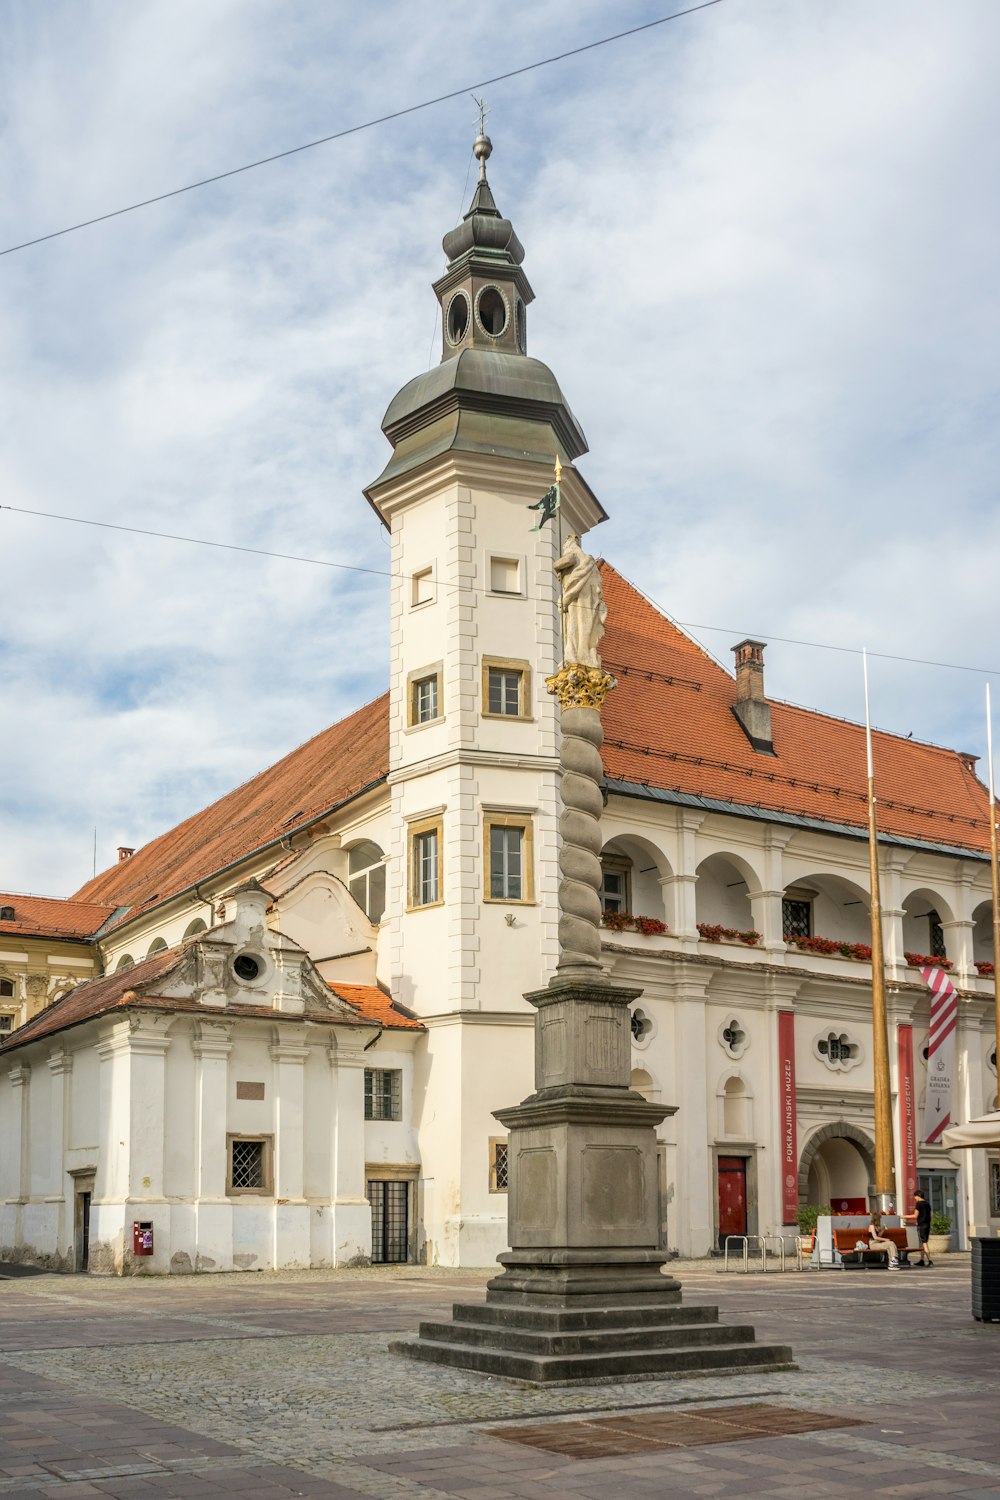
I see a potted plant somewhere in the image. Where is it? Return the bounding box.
[928,1213,952,1257]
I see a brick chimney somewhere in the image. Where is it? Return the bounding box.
[117,846,134,862]
[731,639,774,755]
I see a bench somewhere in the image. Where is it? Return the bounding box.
[833,1224,913,1269]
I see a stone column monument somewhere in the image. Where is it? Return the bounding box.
[396,542,793,1381]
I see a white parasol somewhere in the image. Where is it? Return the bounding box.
[941,1112,1000,1149]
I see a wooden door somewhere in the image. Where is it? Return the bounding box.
[717,1156,748,1244]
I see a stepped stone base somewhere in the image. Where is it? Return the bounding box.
[392,1286,795,1384]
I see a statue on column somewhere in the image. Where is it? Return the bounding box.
[553,534,607,668]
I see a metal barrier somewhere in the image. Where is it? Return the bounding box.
[723,1233,790,1272]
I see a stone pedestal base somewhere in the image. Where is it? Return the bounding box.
[394,978,794,1381]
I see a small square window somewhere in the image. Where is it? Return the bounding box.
[408,818,443,909]
[782,898,811,940]
[227,1135,273,1196]
[489,1138,509,1193]
[489,556,520,594]
[411,567,434,607]
[364,1068,402,1121]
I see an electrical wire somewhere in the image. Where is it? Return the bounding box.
[0,1,729,259]
[3,500,999,680]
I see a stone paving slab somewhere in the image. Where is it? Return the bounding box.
[0,1257,998,1497]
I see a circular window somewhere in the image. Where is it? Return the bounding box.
[446,292,470,346]
[476,286,509,338]
[233,953,262,982]
[515,298,526,352]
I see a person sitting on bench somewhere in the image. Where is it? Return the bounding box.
[867,1218,900,1268]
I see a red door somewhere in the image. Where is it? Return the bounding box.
[718,1156,748,1244]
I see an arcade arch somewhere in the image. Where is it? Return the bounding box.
[600,836,670,923]
[901,888,953,961]
[799,1123,874,1211]
[695,852,757,931]
[781,872,869,945]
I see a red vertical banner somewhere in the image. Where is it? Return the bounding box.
[897,1023,918,1215]
[778,1010,798,1224]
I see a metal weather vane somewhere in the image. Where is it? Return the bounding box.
[528,455,562,531]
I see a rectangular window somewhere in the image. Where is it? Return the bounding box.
[601,860,631,915]
[929,911,946,960]
[483,814,534,904]
[489,1138,509,1193]
[489,556,520,594]
[0,1015,13,1035]
[227,1135,273,1196]
[481,656,530,720]
[411,567,434,607]
[407,816,443,909]
[990,1160,1000,1218]
[782,898,812,940]
[364,1068,402,1121]
[488,667,521,717]
[413,674,439,724]
[490,824,523,900]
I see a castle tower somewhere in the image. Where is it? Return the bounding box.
[364,132,606,1266]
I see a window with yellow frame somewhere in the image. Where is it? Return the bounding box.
[483,812,534,904]
[481,656,531,720]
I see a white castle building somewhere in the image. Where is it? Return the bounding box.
[2,140,998,1273]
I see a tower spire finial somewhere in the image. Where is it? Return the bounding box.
[471,95,492,183]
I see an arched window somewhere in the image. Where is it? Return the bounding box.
[115,954,134,973]
[183,918,207,940]
[146,938,168,958]
[348,841,386,924]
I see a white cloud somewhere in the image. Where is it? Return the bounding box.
[1,0,999,894]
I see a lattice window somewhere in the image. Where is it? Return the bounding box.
[782,898,811,940]
[489,1138,509,1193]
[364,1068,402,1121]
[228,1137,270,1195]
[928,910,946,960]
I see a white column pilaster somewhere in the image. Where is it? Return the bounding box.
[271,1033,310,1268]
[329,1030,372,1264]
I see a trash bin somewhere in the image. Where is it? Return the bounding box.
[971,1237,1000,1323]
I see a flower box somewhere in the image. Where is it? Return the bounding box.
[975,960,995,977]
[602,911,668,938]
[697,923,762,948]
[786,935,872,962]
[904,952,954,971]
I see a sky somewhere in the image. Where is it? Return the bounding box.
[1,0,999,897]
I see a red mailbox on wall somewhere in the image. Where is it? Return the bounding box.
[133,1221,154,1256]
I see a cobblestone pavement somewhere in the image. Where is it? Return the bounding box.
[1,1257,998,1498]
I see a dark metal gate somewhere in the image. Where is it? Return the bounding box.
[367,1179,409,1264]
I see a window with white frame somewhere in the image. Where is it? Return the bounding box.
[411,567,434,607]
[408,817,442,909]
[601,855,632,915]
[348,841,386,924]
[410,672,440,726]
[481,657,530,719]
[364,1068,402,1121]
[484,815,534,904]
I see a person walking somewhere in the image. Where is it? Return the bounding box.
[907,1189,934,1266]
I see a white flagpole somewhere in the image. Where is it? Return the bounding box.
[863,648,895,1211]
[987,685,1000,1103]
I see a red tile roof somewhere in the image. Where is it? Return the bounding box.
[50,565,991,945]
[0,893,116,941]
[598,564,991,852]
[328,982,425,1031]
[70,694,389,924]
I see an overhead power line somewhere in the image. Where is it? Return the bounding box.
[0,0,729,259]
[3,500,998,681]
